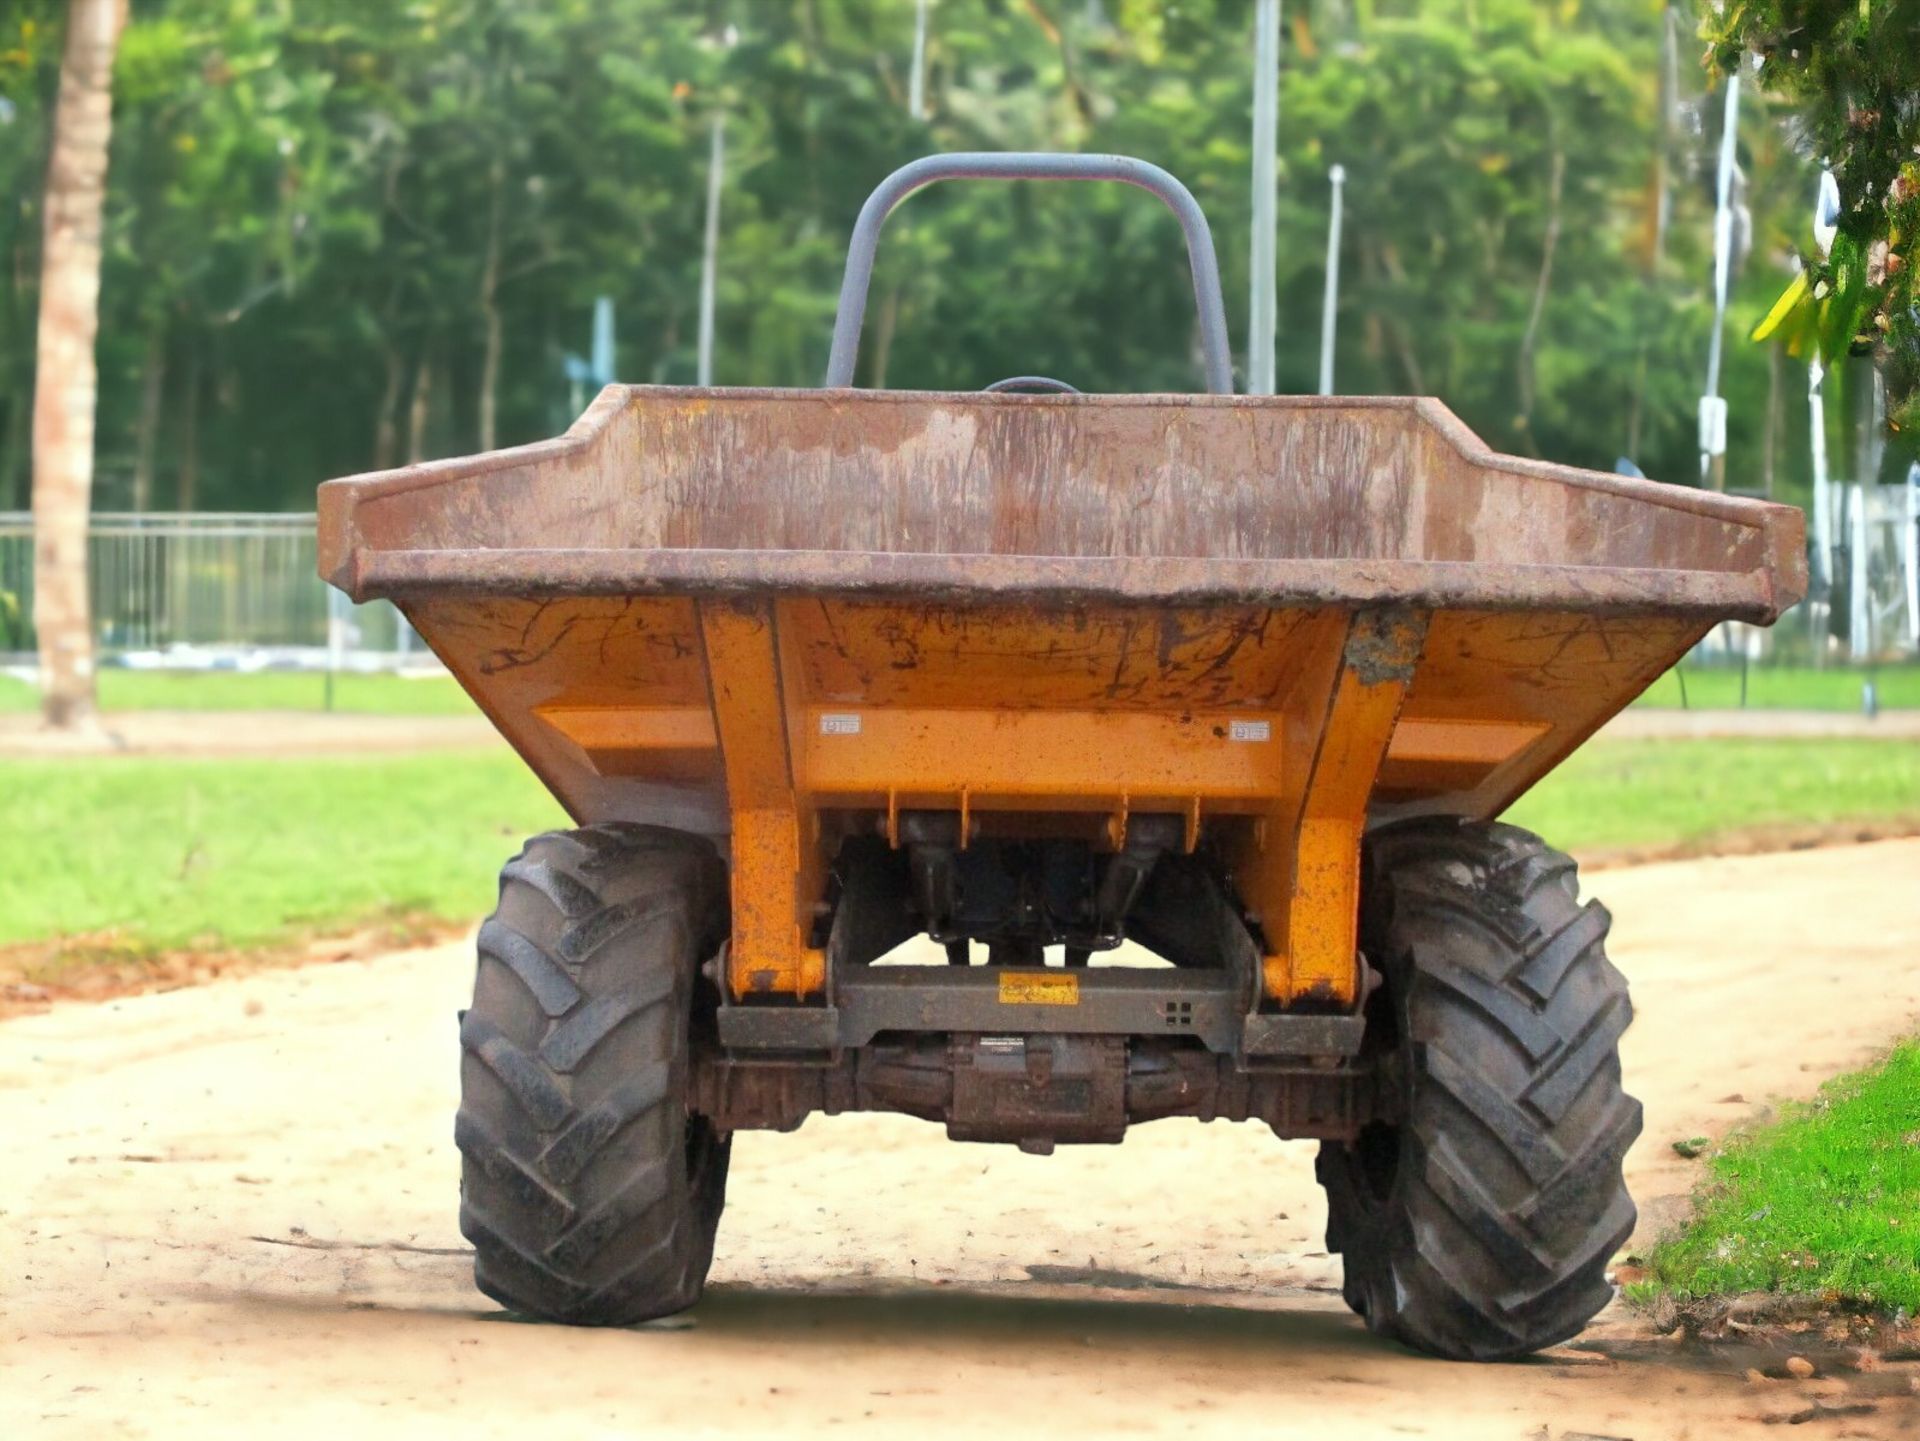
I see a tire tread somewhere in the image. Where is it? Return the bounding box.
[456,824,728,1327]
[1317,817,1642,1360]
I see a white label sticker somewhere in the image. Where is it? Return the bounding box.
[819,713,862,736]
[1228,719,1272,742]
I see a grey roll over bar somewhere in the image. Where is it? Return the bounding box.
[824,151,1236,395]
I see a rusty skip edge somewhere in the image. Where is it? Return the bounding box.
[319,384,1812,530]
[313,384,1810,624]
[322,544,1805,625]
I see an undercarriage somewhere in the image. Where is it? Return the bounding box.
[699,826,1374,1153]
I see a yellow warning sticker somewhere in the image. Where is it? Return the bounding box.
[997,971,1080,1006]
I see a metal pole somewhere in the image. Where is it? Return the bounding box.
[1863,363,1888,490]
[1810,357,1833,588]
[909,0,930,122]
[1806,170,1840,654]
[1699,71,1739,487]
[1850,483,1870,663]
[591,295,615,385]
[1318,163,1345,396]
[1905,460,1919,651]
[324,584,345,712]
[698,112,724,388]
[1807,356,1831,666]
[1248,0,1281,395]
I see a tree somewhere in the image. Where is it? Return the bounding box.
[1708,0,1920,434]
[31,0,125,731]
[0,3,66,511]
[0,0,1826,521]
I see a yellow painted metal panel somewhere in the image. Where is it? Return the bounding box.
[700,601,826,998]
[796,707,1283,803]
[784,599,1330,712]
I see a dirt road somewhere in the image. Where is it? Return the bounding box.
[0,708,501,758]
[4,841,1918,1439]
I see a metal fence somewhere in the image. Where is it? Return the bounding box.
[1823,478,1920,661]
[0,506,1914,692]
[0,511,423,668]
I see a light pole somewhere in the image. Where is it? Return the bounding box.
[909,0,930,121]
[1699,71,1740,488]
[697,111,724,387]
[1807,169,1841,651]
[1247,0,1281,395]
[695,24,739,388]
[1318,164,1345,396]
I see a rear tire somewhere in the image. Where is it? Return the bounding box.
[1316,818,1641,1360]
[456,823,730,1326]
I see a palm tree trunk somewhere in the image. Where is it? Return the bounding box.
[31,0,127,731]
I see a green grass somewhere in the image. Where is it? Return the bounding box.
[2,736,1918,966]
[0,753,562,961]
[1632,1042,1920,1313]
[0,669,476,715]
[1635,662,1920,711]
[1504,738,1920,852]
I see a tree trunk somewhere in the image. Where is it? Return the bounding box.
[408,356,434,464]
[1624,347,1647,465]
[131,323,164,511]
[869,284,900,390]
[0,393,26,510]
[1365,236,1427,394]
[478,163,503,451]
[1514,146,1566,457]
[372,340,404,470]
[176,344,200,511]
[31,0,127,732]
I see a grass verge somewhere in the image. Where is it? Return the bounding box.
[0,669,475,715]
[0,752,562,970]
[1635,661,1920,711]
[3,736,1919,1004]
[1628,1041,1920,1316]
[1503,738,1920,854]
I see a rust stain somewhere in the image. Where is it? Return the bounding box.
[1342,606,1429,687]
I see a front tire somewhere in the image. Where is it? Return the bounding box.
[1316,818,1641,1360]
[456,823,730,1326]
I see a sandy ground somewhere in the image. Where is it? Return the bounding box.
[0,709,501,757]
[1598,710,1920,740]
[3,841,1919,1439]
[3,705,1917,759]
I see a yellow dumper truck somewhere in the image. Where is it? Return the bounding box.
[318,154,1805,1359]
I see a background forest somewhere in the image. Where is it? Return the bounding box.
[0,0,1899,513]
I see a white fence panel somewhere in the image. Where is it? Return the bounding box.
[0,512,427,670]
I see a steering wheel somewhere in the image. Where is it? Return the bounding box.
[981,376,1082,395]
